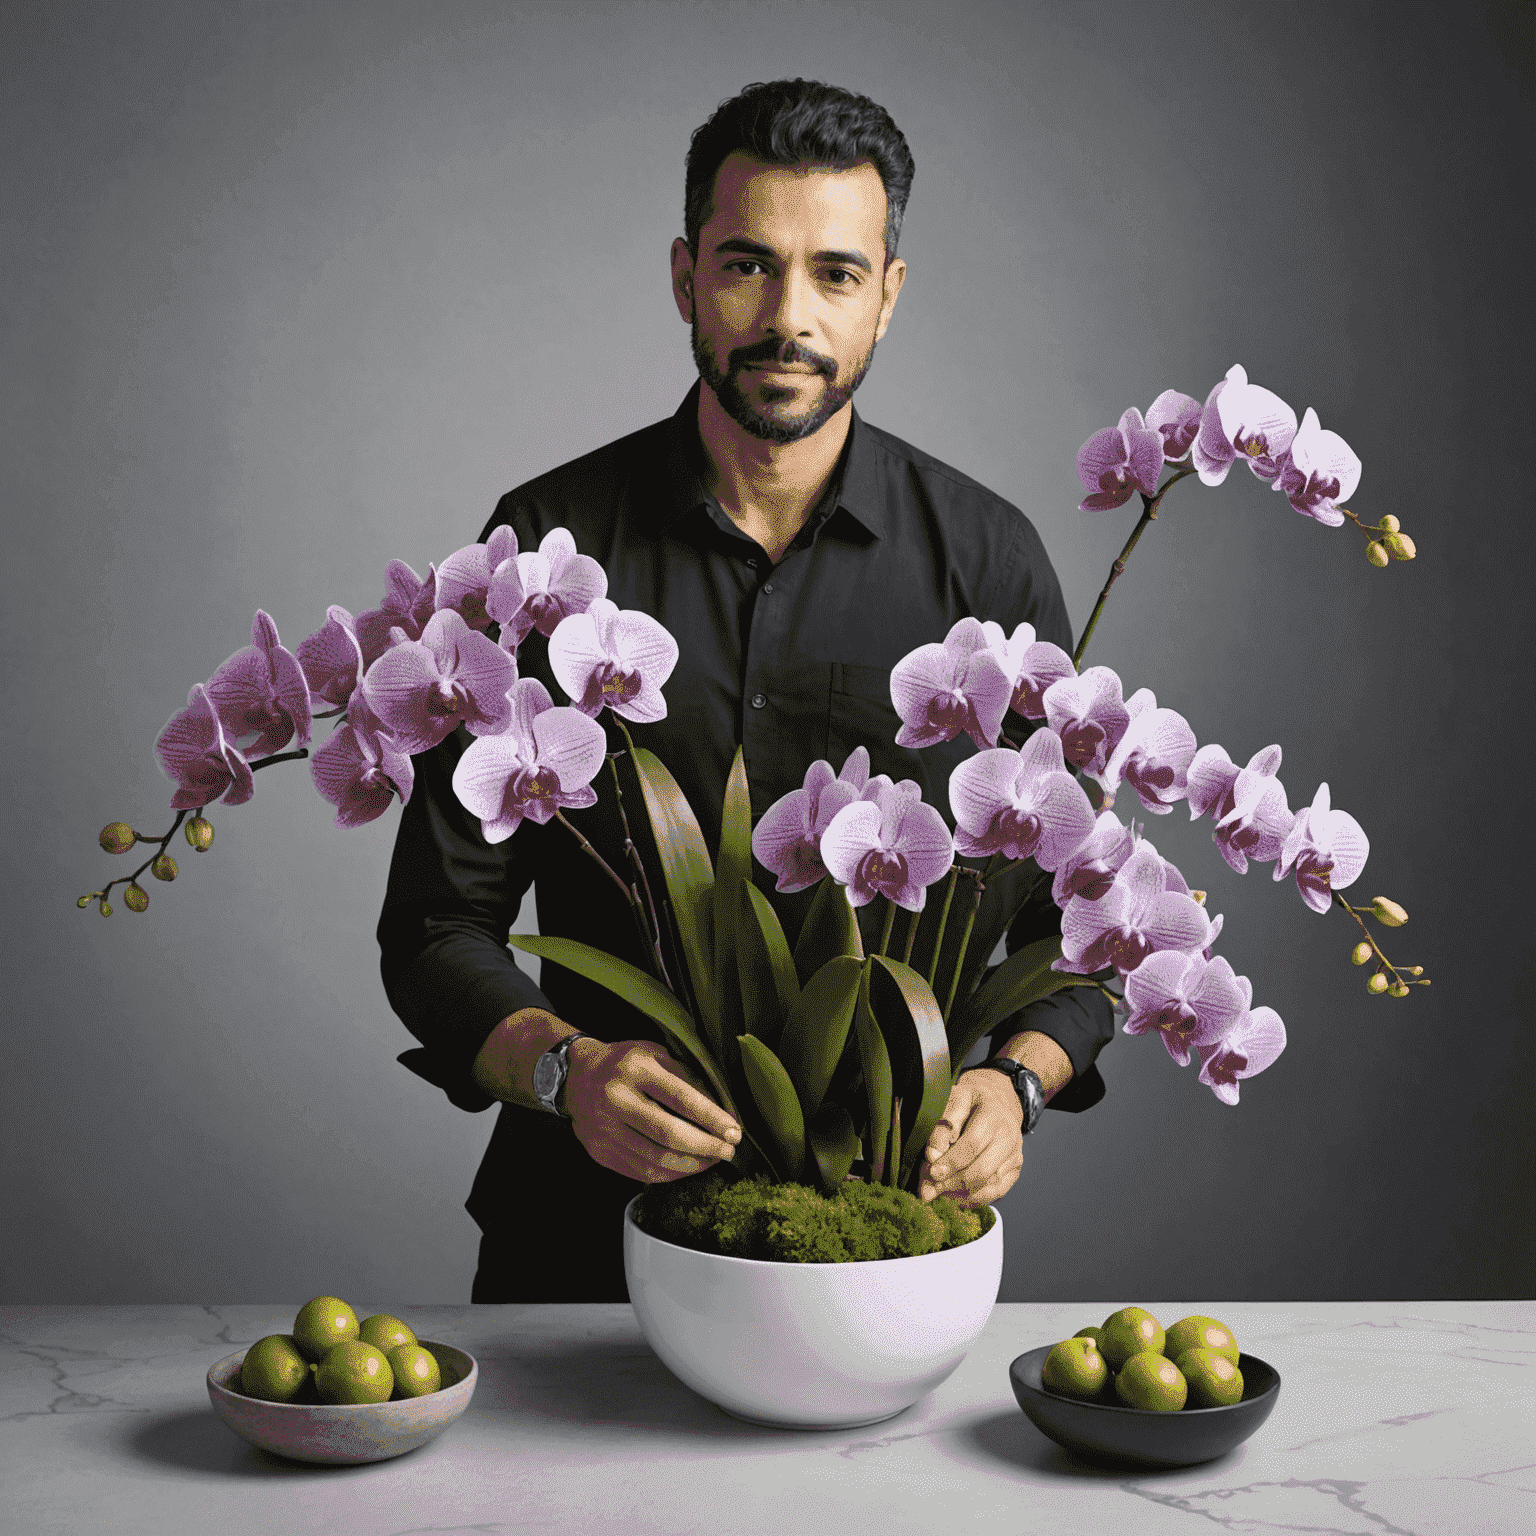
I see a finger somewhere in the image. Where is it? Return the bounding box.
[637,1055,742,1143]
[938,1146,1023,1206]
[594,1121,721,1182]
[925,1105,1001,1183]
[619,1087,740,1163]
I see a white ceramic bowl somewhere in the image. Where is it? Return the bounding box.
[624,1195,1002,1429]
[206,1340,477,1465]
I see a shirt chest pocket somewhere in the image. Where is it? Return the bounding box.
[826,662,973,819]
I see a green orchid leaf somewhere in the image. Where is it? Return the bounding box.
[886,1093,903,1190]
[946,936,1099,1070]
[736,879,800,1050]
[737,1034,806,1184]
[508,933,733,1116]
[627,746,718,1039]
[807,1102,859,1194]
[852,961,892,1184]
[777,954,863,1120]
[712,746,751,1053]
[792,875,863,987]
[866,955,953,1191]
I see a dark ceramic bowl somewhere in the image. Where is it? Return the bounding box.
[1009,1345,1280,1469]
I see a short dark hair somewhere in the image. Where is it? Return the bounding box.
[684,79,915,267]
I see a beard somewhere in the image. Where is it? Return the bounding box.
[691,314,877,444]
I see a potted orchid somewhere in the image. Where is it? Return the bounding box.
[84,362,1426,1427]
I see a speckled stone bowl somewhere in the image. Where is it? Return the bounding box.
[1009,1344,1280,1469]
[207,1340,477,1465]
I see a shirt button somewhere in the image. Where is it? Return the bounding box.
[762,582,774,595]
[751,693,767,710]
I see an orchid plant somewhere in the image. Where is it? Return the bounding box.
[85,362,1428,1189]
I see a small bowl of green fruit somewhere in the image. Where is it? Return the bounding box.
[207,1296,477,1465]
[1009,1308,1280,1469]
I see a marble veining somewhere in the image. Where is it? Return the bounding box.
[0,1301,1531,1535]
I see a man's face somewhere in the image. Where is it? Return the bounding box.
[673,151,907,444]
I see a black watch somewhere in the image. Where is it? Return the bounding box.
[532,1032,589,1118]
[972,1057,1045,1135]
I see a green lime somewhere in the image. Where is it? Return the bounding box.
[1164,1315,1239,1367]
[1114,1351,1187,1411]
[1072,1326,1105,1348]
[1180,1347,1244,1407]
[314,1340,394,1404]
[1099,1307,1166,1370]
[292,1295,360,1363]
[239,1334,309,1402]
[1041,1336,1108,1400]
[387,1343,442,1398]
[358,1313,417,1354]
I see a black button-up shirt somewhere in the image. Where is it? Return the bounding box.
[379,380,1114,1122]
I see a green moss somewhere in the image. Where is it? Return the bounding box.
[634,1170,996,1263]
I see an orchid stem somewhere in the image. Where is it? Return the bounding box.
[1332,892,1430,989]
[607,756,670,989]
[249,748,310,772]
[1073,467,1196,669]
[940,866,988,1023]
[925,868,961,989]
[900,907,919,966]
[554,809,663,982]
[875,899,896,959]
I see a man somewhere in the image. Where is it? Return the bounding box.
[379,79,1115,1303]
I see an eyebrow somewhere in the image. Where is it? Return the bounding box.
[712,237,873,275]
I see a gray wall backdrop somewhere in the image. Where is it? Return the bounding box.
[5,0,1531,1305]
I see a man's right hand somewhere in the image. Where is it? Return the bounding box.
[563,1038,741,1183]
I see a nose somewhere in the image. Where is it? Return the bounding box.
[763,264,816,342]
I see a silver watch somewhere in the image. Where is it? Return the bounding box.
[532,1032,589,1118]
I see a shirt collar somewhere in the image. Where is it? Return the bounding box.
[648,377,888,540]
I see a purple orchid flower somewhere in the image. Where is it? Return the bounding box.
[1198,984,1287,1104]
[1050,810,1136,907]
[1273,782,1369,913]
[820,779,955,912]
[361,608,517,756]
[1120,949,1249,1067]
[1191,364,1298,486]
[948,727,1096,868]
[155,683,255,810]
[1271,407,1362,527]
[1054,844,1213,976]
[1075,407,1166,511]
[310,693,415,829]
[354,560,438,669]
[889,617,1013,751]
[751,746,870,894]
[1042,666,1131,781]
[1206,749,1294,875]
[1100,688,1197,815]
[1145,389,1204,463]
[202,610,313,759]
[1008,636,1076,721]
[547,598,680,723]
[435,525,519,633]
[486,527,608,652]
[450,678,608,844]
[296,605,366,712]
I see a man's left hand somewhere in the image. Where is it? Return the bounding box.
[918,1068,1024,1207]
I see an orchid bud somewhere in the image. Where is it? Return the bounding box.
[1383,532,1416,561]
[99,900,113,917]
[1379,514,1401,533]
[77,895,93,909]
[1405,965,1424,975]
[150,854,178,882]
[185,815,214,851]
[1350,941,1371,966]
[1370,897,1408,927]
[99,822,136,854]
[1388,981,1410,997]
[124,882,149,913]
[1365,541,1389,568]
[1366,972,1388,994]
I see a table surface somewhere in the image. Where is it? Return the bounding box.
[2,1300,1532,1536]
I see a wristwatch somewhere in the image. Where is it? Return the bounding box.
[972,1057,1045,1135]
[532,1032,590,1118]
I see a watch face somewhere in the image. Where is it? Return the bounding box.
[532,1050,561,1103]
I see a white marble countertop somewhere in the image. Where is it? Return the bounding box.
[2,1301,1532,1535]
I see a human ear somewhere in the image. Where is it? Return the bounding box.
[873,257,907,344]
[670,237,696,323]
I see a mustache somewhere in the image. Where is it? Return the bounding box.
[729,339,835,377]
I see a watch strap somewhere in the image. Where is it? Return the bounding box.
[974,1057,1045,1135]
